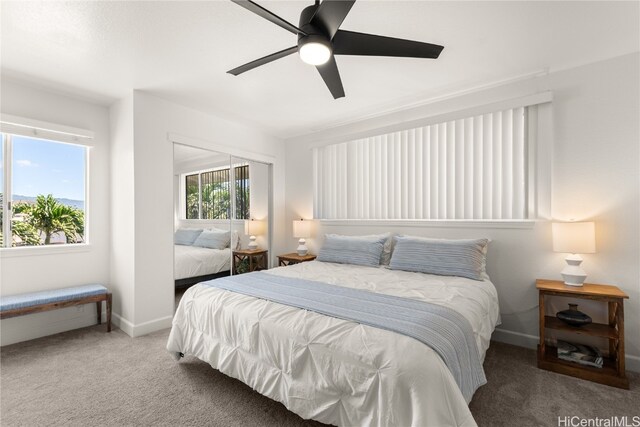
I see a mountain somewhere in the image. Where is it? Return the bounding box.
[11,194,84,210]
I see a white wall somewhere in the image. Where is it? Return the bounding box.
[284,53,640,371]
[111,91,285,335]
[0,79,111,345]
[109,94,136,329]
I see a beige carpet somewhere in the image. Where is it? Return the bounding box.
[1,325,637,427]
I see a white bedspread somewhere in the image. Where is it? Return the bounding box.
[174,245,230,280]
[167,261,500,426]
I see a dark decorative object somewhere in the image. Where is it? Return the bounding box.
[227,0,445,99]
[556,303,592,327]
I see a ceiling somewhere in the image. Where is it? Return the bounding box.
[1,1,638,139]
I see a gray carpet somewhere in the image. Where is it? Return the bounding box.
[1,325,637,427]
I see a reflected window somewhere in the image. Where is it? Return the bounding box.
[184,164,249,220]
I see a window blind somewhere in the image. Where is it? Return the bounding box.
[313,107,528,220]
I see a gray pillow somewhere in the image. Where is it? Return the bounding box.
[174,228,203,246]
[317,234,387,267]
[193,229,231,250]
[389,236,489,281]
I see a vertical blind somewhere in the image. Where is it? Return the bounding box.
[313,107,528,220]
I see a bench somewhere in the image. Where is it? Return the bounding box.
[0,284,112,332]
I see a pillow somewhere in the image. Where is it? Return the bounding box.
[379,232,394,265]
[317,234,387,267]
[174,228,203,246]
[209,227,241,250]
[193,229,231,250]
[389,236,489,281]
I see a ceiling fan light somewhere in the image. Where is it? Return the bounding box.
[299,42,331,65]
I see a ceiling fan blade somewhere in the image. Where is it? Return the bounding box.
[227,46,298,75]
[310,0,355,39]
[333,30,444,59]
[231,0,307,36]
[316,56,345,99]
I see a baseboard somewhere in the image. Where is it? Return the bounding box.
[131,315,173,337]
[111,312,173,338]
[492,328,538,349]
[111,312,134,336]
[491,327,640,373]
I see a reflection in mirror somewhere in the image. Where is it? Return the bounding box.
[173,143,232,307]
[231,157,271,274]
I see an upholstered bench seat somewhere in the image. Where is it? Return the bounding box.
[0,284,112,332]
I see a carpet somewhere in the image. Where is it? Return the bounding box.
[1,325,637,426]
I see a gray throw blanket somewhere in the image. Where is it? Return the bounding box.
[203,271,486,402]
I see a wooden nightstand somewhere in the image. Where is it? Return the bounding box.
[233,249,268,275]
[277,253,317,266]
[537,279,629,389]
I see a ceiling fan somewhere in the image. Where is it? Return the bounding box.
[227,0,444,99]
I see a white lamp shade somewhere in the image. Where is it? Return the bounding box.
[244,219,261,236]
[293,220,311,239]
[552,222,596,254]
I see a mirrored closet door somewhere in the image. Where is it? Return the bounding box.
[230,156,272,275]
[172,143,273,301]
[173,144,232,293]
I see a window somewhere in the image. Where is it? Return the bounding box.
[1,133,87,247]
[184,164,250,220]
[313,106,529,220]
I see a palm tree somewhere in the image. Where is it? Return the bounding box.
[27,194,84,244]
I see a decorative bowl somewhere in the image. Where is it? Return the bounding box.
[556,303,592,327]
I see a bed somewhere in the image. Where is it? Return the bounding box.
[174,244,231,288]
[167,259,500,426]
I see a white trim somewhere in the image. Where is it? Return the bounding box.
[111,312,134,337]
[2,134,11,248]
[491,328,538,349]
[319,219,536,229]
[627,354,640,374]
[307,92,553,149]
[0,243,92,258]
[112,312,173,338]
[0,113,94,144]
[491,328,640,373]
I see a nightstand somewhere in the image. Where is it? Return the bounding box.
[233,249,268,275]
[537,279,629,389]
[277,253,317,266]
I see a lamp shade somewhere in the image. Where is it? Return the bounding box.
[552,222,596,254]
[293,220,311,239]
[244,219,260,236]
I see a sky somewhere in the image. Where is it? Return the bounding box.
[2,134,86,201]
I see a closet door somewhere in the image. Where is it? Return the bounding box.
[173,143,232,282]
[230,156,272,271]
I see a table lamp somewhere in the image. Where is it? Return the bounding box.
[293,219,311,256]
[244,219,260,250]
[552,221,596,286]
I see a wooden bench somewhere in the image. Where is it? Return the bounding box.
[0,284,112,332]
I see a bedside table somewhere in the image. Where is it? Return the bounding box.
[277,253,317,266]
[536,279,629,389]
[233,249,268,275]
